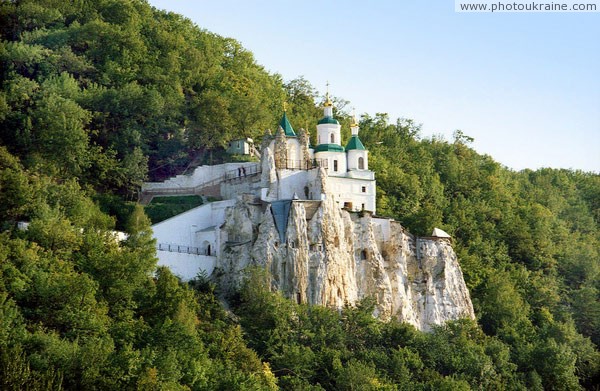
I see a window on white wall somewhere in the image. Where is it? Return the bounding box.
[333,160,338,172]
[330,133,335,143]
[358,157,364,169]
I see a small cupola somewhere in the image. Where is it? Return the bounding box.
[318,93,339,125]
[345,113,366,151]
[346,112,368,171]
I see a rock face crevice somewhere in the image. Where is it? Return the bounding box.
[216,196,475,332]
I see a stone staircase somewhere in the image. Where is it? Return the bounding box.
[140,164,261,205]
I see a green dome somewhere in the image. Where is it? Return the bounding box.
[317,116,340,125]
[345,135,366,151]
[314,143,345,153]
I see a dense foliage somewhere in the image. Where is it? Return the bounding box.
[0,0,598,389]
[0,0,330,195]
[358,116,600,389]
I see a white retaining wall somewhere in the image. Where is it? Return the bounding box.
[152,199,235,280]
[156,252,217,280]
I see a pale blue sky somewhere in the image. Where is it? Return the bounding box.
[148,0,599,172]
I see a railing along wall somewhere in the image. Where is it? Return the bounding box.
[142,157,327,198]
[157,243,214,256]
[278,159,328,170]
[142,164,261,196]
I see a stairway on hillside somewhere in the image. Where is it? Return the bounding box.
[139,164,261,205]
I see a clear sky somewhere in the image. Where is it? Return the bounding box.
[147,0,599,173]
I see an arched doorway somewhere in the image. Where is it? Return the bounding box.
[202,241,212,256]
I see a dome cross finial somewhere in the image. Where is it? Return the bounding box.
[351,107,358,127]
[324,81,333,107]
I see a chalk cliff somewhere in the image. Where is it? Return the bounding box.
[215,191,475,331]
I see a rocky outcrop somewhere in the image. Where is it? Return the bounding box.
[215,194,475,332]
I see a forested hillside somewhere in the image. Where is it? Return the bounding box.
[1,0,598,389]
[0,0,327,195]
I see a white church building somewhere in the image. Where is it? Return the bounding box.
[261,93,376,212]
[312,95,375,212]
[143,96,377,279]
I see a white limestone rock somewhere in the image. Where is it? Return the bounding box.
[260,146,278,200]
[215,197,475,332]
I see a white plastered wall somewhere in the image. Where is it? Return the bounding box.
[152,199,235,280]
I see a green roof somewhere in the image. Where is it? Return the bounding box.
[279,112,296,137]
[314,143,345,153]
[317,116,340,125]
[345,135,366,151]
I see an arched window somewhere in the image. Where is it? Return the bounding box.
[358,157,365,169]
[330,133,335,143]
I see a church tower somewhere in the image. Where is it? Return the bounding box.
[313,90,347,175]
[270,106,306,169]
[316,92,341,145]
[346,113,368,171]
